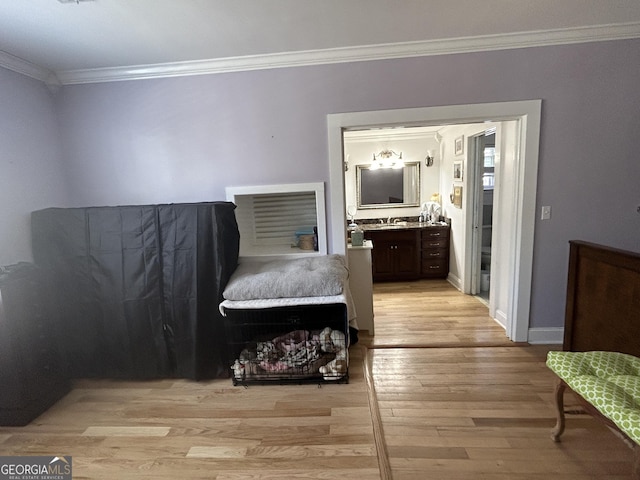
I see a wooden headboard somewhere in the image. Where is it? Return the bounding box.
[564,240,640,356]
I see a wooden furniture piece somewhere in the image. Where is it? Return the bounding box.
[420,225,450,278]
[364,229,420,282]
[363,225,450,282]
[347,240,375,335]
[562,241,640,357]
[549,240,640,479]
[0,263,70,426]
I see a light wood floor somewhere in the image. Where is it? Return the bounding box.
[0,280,635,479]
[364,280,512,348]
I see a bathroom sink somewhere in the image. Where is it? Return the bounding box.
[361,222,413,231]
[359,221,447,232]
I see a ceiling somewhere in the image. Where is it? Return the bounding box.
[2,0,640,84]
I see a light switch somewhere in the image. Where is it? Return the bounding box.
[541,205,551,220]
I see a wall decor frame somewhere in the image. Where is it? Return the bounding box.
[454,135,464,156]
[453,161,463,181]
[452,185,463,208]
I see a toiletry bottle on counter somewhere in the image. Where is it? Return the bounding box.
[351,227,364,247]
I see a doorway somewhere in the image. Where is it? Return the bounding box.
[328,101,541,343]
[470,130,495,304]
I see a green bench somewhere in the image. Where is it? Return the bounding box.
[547,350,640,479]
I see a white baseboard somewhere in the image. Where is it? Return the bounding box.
[444,276,564,345]
[528,327,564,345]
[446,273,462,291]
[494,309,508,330]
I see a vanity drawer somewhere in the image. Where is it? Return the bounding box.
[422,248,447,260]
[421,227,448,242]
[421,259,448,276]
[422,238,448,249]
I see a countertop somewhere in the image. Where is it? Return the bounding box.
[358,221,449,232]
[347,239,373,249]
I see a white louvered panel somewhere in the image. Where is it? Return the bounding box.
[226,182,327,258]
[253,192,316,245]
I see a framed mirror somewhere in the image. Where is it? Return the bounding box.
[356,162,420,209]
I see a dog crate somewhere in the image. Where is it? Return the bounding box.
[223,303,349,385]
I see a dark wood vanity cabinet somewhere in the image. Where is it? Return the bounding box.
[364,225,450,282]
[421,226,450,278]
[364,229,420,282]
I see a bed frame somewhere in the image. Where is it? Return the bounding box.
[552,240,640,478]
[563,240,640,357]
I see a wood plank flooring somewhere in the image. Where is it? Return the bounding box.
[364,280,511,348]
[0,280,635,479]
[371,346,635,479]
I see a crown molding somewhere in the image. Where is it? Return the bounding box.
[0,50,55,84]
[344,127,442,143]
[5,22,640,86]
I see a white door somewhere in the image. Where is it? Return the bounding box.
[469,130,496,299]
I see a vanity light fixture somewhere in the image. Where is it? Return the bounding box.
[372,149,404,169]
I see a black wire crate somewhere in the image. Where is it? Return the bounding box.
[223,304,349,385]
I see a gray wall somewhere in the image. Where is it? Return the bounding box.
[3,38,640,331]
[0,67,69,265]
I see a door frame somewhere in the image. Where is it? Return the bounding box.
[327,100,541,343]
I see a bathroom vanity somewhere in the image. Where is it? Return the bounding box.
[362,223,450,282]
[420,225,450,279]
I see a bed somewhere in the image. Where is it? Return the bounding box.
[219,254,357,385]
[547,240,640,479]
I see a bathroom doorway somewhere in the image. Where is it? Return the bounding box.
[328,101,541,342]
[470,130,496,304]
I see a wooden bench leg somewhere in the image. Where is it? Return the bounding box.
[551,378,566,442]
[549,377,639,477]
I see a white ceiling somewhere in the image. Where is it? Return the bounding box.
[2,0,640,84]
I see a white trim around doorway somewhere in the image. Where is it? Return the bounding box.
[327,100,541,343]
